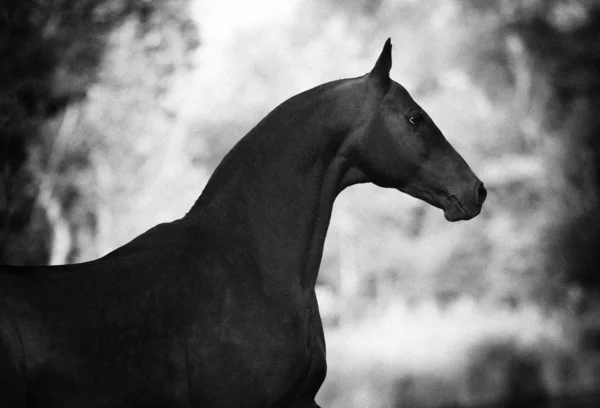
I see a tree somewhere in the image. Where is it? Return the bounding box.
[0,0,198,264]
[460,0,600,300]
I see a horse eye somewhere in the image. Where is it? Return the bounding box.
[408,114,423,126]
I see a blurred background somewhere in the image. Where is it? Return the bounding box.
[2,0,600,406]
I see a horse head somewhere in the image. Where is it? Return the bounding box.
[340,39,486,221]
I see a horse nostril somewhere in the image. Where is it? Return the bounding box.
[477,182,487,205]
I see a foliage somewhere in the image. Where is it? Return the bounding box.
[457,0,600,300]
[318,300,579,408]
[0,0,198,263]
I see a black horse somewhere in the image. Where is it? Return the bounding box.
[0,39,486,407]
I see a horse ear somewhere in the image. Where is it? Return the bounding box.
[369,38,392,83]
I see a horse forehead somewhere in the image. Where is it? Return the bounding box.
[389,82,415,105]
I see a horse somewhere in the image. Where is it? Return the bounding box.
[0,39,486,408]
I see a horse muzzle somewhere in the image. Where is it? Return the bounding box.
[442,182,487,222]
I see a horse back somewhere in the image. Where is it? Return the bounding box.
[0,219,319,407]
[0,292,28,408]
[0,221,204,407]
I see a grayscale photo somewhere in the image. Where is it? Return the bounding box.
[1,1,599,407]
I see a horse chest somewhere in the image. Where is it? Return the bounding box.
[183,294,325,406]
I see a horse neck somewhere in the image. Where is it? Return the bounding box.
[186,82,363,294]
